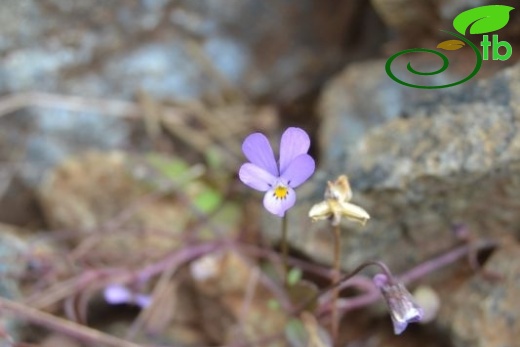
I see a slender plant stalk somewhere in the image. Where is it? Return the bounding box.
[281,214,289,287]
[293,260,395,315]
[331,224,341,344]
[0,296,141,347]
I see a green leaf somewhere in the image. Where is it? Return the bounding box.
[193,187,222,213]
[147,154,190,182]
[453,5,514,35]
[285,319,307,347]
[287,268,303,286]
[436,39,465,51]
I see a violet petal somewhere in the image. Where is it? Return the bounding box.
[263,186,296,217]
[135,294,153,308]
[391,315,409,335]
[279,127,311,174]
[242,133,278,176]
[104,285,131,305]
[391,305,422,335]
[239,163,277,191]
[373,274,424,335]
[281,154,315,188]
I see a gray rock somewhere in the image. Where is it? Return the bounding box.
[0,224,30,340]
[0,108,137,226]
[0,0,359,101]
[265,60,520,274]
[262,49,520,347]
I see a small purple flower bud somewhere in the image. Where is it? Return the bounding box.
[373,274,423,335]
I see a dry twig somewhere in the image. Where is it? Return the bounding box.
[0,296,142,347]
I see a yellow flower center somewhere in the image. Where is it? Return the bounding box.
[273,185,289,200]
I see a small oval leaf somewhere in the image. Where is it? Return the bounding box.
[436,39,465,51]
[287,267,303,286]
[453,5,514,35]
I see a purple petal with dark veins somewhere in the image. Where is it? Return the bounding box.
[281,154,315,188]
[239,163,277,192]
[263,186,296,217]
[242,132,278,176]
[279,127,311,174]
[373,274,424,335]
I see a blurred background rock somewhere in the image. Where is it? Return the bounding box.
[1,1,520,347]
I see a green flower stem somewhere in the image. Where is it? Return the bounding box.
[281,214,289,287]
[331,224,341,345]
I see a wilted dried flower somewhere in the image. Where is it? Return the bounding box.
[308,175,369,226]
[373,274,423,335]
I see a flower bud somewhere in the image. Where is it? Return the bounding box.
[373,274,423,335]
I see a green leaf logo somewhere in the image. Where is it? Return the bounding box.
[453,5,514,35]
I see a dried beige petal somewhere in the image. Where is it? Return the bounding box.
[324,175,352,202]
[308,200,332,222]
[338,201,370,225]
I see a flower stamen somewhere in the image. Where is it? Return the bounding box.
[273,185,289,200]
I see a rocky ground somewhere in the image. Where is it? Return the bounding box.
[1,1,519,347]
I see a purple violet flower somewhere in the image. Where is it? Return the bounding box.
[239,127,315,217]
[373,274,424,335]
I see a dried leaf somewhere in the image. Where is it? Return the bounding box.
[436,40,465,51]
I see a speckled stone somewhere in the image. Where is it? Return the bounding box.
[264,60,520,274]
[0,0,358,101]
[438,242,520,347]
[0,224,30,340]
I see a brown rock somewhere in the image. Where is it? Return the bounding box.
[190,251,288,346]
[371,0,439,41]
[438,242,520,347]
[38,151,239,266]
